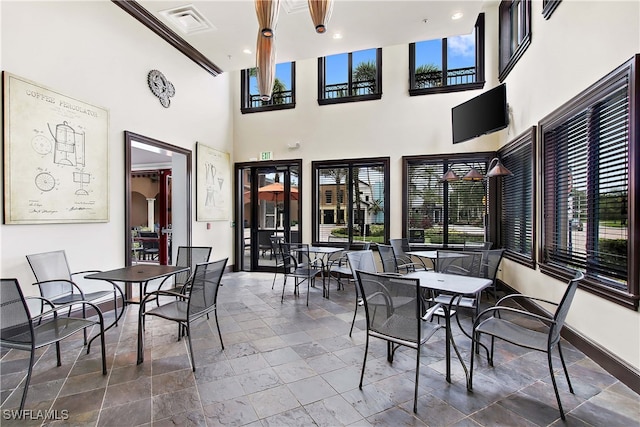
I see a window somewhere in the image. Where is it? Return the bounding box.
[403,154,494,247]
[498,0,531,81]
[317,48,382,105]
[240,62,295,113]
[325,190,332,204]
[499,127,536,268]
[312,158,389,245]
[540,55,639,309]
[409,13,485,96]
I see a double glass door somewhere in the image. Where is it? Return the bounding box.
[236,161,301,272]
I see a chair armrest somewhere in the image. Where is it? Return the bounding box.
[25,295,56,311]
[33,279,86,297]
[422,302,443,322]
[474,305,556,328]
[496,293,559,308]
[31,300,105,323]
[140,290,187,306]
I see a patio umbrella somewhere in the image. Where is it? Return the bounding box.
[257,182,299,202]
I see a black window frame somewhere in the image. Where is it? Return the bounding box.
[539,55,639,310]
[498,0,532,82]
[312,157,390,245]
[409,13,485,96]
[498,126,536,268]
[317,48,383,105]
[240,61,296,114]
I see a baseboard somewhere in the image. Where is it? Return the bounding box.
[497,279,640,395]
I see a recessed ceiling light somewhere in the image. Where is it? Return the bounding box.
[451,12,464,20]
[332,33,342,39]
[243,49,252,55]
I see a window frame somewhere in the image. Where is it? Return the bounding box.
[409,13,485,96]
[498,126,537,268]
[317,48,383,105]
[538,55,639,310]
[240,62,296,114]
[498,0,532,82]
[312,157,390,245]
[402,152,498,248]
[542,0,561,20]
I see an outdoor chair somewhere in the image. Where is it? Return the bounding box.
[325,248,348,297]
[279,243,324,306]
[469,271,584,420]
[377,244,400,274]
[477,249,505,301]
[138,258,228,371]
[138,231,160,260]
[431,250,484,319]
[157,246,212,295]
[354,270,445,413]
[0,278,107,411]
[26,249,124,346]
[389,238,429,271]
[270,236,285,289]
[345,249,378,336]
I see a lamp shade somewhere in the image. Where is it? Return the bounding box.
[462,167,484,181]
[440,168,460,182]
[255,0,280,38]
[486,157,513,177]
[256,32,276,101]
[308,0,334,34]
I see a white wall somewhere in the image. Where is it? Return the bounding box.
[0,1,234,294]
[232,1,640,371]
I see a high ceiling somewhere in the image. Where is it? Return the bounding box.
[135,0,487,73]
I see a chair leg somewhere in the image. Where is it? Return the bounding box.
[469,335,476,391]
[359,333,369,389]
[137,312,145,364]
[19,349,37,411]
[557,342,574,393]
[547,348,566,420]
[55,342,62,367]
[214,308,224,350]
[99,318,107,375]
[349,296,359,337]
[281,277,287,303]
[185,324,196,372]
[414,344,420,413]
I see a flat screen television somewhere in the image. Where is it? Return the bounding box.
[451,84,508,144]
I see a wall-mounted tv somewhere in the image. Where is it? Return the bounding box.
[451,83,508,144]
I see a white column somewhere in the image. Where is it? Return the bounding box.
[147,198,156,230]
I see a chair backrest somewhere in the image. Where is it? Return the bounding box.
[377,244,398,273]
[355,270,420,336]
[436,251,482,277]
[479,249,505,281]
[346,250,377,277]
[187,258,228,319]
[0,278,34,346]
[389,238,411,258]
[270,236,284,262]
[26,250,74,299]
[279,242,309,268]
[550,271,584,345]
[174,246,212,285]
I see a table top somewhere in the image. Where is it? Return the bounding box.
[405,270,492,294]
[85,264,189,283]
[407,250,468,260]
[307,246,344,254]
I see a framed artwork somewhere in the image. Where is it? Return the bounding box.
[196,142,231,221]
[3,72,110,224]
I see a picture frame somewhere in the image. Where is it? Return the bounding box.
[2,72,110,224]
[196,142,231,221]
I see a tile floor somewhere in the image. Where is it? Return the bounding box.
[1,271,639,426]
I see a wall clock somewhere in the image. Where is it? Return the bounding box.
[147,70,175,108]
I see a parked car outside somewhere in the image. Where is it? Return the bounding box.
[570,218,584,231]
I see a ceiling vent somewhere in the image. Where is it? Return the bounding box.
[159,4,215,35]
[281,0,308,14]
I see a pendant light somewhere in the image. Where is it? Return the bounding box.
[486,157,513,177]
[308,0,334,34]
[256,32,276,101]
[462,167,484,181]
[255,0,280,38]
[440,168,460,182]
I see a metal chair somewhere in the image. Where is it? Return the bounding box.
[469,272,584,420]
[279,243,324,306]
[157,246,212,294]
[431,250,484,319]
[478,249,505,301]
[345,250,378,336]
[389,238,429,271]
[354,270,445,413]
[377,244,400,273]
[0,278,107,411]
[138,258,228,371]
[270,236,285,289]
[138,231,160,261]
[26,250,124,346]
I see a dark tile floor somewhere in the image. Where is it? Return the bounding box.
[1,271,638,426]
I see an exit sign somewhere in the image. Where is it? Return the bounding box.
[259,151,273,161]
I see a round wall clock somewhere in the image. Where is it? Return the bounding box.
[147,70,175,108]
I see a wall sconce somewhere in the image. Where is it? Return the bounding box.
[440,157,513,182]
[308,0,334,34]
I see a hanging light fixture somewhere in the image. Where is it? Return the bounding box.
[255,0,280,38]
[308,0,334,34]
[255,31,276,101]
[462,167,484,181]
[486,157,513,177]
[440,168,460,182]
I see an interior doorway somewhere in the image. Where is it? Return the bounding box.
[124,131,192,267]
[235,160,302,272]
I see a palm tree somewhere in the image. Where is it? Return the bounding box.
[249,67,287,103]
[415,63,441,88]
[319,169,346,225]
[352,61,377,95]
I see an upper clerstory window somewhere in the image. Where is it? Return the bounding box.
[409,13,485,96]
[498,0,531,81]
[317,48,382,105]
[240,61,295,114]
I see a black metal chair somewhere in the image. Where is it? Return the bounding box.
[138,231,160,261]
[0,278,107,411]
[389,238,429,271]
[469,272,584,420]
[270,236,285,290]
[157,246,212,294]
[26,250,124,346]
[477,249,505,301]
[354,270,445,413]
[345,249,378,336]
[279,243,324,306]
[377,244,400,274]
[138,258,228,371]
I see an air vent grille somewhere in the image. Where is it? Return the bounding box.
[159,4,215,35]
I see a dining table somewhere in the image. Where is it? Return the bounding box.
[307,246,344,298]
[405,270,492,386]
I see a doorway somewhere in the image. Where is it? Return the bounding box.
[235,160,301,272]
[124,131,192,267]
